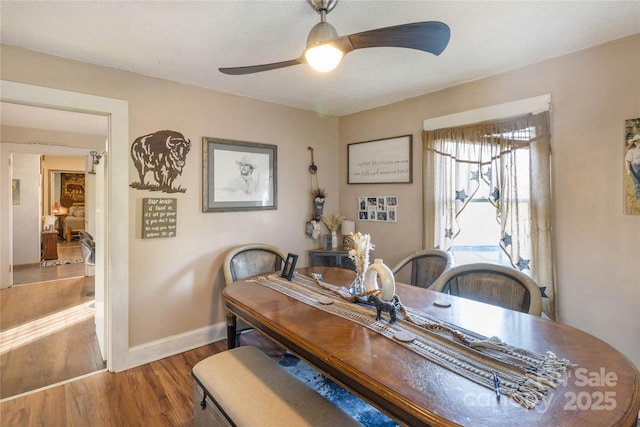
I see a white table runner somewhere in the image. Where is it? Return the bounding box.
[251,273,574,409]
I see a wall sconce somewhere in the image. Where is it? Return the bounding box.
[89,150,106,174]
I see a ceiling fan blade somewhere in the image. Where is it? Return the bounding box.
[346,21,451,56]
[219,57,305,75]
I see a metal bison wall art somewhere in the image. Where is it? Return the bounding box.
[130,130,191,193]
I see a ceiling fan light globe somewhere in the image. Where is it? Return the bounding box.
[305,44,343,72]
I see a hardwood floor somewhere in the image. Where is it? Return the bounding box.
[12,240,85,286]
[1,238,229,425]
[0,341,227,426]
[1,239,101,399]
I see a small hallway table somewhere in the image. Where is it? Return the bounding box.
[222,267,640,426]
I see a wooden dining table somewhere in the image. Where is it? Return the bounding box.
[222,267,640,426]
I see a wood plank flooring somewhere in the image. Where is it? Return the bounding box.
[12,240,85,286]
[1,251,102,399]
[0,341,227,426]
[2,237,230,425]
[0,275,94,331]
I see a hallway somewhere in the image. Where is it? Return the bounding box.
[12,240,85,285]
[0,241,104,400]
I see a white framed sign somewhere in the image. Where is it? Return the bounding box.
[348,135,412,184]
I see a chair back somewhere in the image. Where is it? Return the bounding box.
[391,249,453,289]
[223,243,287,286]
[79,237,95,265]
[428,263,542,316]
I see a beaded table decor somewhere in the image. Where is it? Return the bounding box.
[251,273,574,410]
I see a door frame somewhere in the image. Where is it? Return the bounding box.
[1,80,129,372]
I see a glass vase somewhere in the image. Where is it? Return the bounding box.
[350,269,366,296]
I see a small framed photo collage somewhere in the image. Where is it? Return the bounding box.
[358,196,398,222]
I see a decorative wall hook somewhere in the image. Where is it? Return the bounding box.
[89,150,106,174]
[307,146,317,174]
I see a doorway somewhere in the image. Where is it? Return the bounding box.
[1,110,107,400]
[13,154,90,284]
[1,80,131,379]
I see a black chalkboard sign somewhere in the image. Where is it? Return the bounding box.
[142,198,177,238]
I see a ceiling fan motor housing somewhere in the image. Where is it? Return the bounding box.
[307,21,339,48]
[309,0,337,14]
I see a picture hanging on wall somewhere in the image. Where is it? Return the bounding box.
[202,137,277,212]
[12,179,19,205]
[624,118,640,215]
[348,135,412,184]
[358,196,398,222]
[60,173,85,207]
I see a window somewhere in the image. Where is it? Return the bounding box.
[450,141,531,267]
[450,186,508,266]
[423,109,556,319]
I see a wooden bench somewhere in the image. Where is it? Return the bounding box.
[192,346,363,427]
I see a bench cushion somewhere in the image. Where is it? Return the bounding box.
[192,346,363,427]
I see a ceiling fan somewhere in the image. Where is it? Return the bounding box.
[219,0,450,75]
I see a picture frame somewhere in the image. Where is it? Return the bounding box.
[203,137,277,212]
[281,253,298,281]
[358,196,398,223]
[348,135,412,184]
[12,179,20,205]
[60,172,85,207]
[624,117,640,215]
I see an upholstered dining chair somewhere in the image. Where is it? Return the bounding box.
[391,249,454,289]
[428,263,542,316]
[223,243,287,286]
[223,243,288,352]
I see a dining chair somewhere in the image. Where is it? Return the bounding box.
[428,263,543,316]
[223,243,287,286]
[223,243,288,353]
[391,249,454,289]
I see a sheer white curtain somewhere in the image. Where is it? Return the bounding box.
[423,111,556,319]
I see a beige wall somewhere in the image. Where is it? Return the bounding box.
[10,153,40,265]
[2,33,638,370]
[338,34,640,368]
[1,44,339,354]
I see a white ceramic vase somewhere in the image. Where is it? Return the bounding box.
[364,259,396,301]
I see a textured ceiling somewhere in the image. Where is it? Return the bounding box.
[1,0,639,119]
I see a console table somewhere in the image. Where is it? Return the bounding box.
[309,248,355,271]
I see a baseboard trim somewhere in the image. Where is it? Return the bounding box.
[12,263,41,270]
[119,321,226,372]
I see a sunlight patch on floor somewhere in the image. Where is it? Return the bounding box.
[0,300,95,354]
